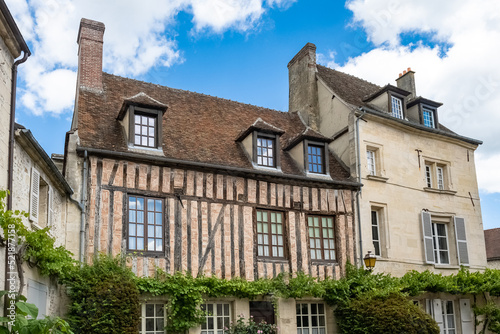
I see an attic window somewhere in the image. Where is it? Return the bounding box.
[307,144,325,174]
[256,135,276,167]
[391,96,403,119]
[128,106,162,149]
[423,107,436,128]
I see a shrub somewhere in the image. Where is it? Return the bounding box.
[225,315,278,334]
[335,293,439,334]
[65,255,140,334]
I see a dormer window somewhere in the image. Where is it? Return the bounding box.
[307,144,325,174]
[256,135,276,167]
[391,96,403,119]
[423,107,436,128]
[116,92,168,152]
[134,113,157,148]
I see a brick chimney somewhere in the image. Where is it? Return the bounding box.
[396,67,416,100]
[76,18,105,92]
[288,43,319,130]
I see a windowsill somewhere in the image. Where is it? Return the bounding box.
[127,145,165,156]
[305,172,332,180]
[257,257,288,263]
[366,175,389,182]
[252,163,283,173]
[310,260,338,265]
[423,187,457,195]
[434,264,460,270]
[126,250,165,257]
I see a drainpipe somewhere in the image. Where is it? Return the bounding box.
[7,50,30,210]
[79,150,88,263]
[355,108,366,267]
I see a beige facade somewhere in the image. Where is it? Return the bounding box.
[0,33,14,189]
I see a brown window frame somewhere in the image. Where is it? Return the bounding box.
[252,131,280,169]
[307,215,336,262]
[128,106,162,149]
[255,209,287,260]
[305,141,328,174]
[127,195,164,255]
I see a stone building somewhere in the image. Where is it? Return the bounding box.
[484,228,500,269]
[64,19,360,333]
[288,42,487,334]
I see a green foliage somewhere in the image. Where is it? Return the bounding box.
[474,301,500,334]
[335,294,439,334]
[0,291,73,334]
[65,255,140,334]
[225,315,278,334]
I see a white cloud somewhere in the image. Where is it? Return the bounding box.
[318,0,500,193]
[6,0,292,115]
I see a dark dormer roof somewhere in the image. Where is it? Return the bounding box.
[235,117,285,142]
[407,96,443,109]
[284,127,333,151]
[485,228,500,261]
[117,92,168,120]
[76,73,354,186]
[363,84,411,102]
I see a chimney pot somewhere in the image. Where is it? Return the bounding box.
[399,73,402,77]
[407,67,411,72]
[403,70,407,75]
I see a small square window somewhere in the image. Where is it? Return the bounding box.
[307,144,325,174]
[134,114,157,148]
[140,303,165,334]
[391,96,403,119]
[256,136,275,167]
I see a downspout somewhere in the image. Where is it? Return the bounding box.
[79,150,88,263]
[355,108,366,267]
[7,50,30,210]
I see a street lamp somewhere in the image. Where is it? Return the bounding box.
[364,251,377,271]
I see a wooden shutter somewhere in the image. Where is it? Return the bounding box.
[30,168,40,223]
[454,217,469,266]
[433,299,444,334]
[47,186,53,226]
[460,299,473,333]
[421,211,434,264]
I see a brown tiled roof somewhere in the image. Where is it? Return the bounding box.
[485,228,500,260]
[77,73,352,183]
[316,65,380,107]
[284,127,332,151]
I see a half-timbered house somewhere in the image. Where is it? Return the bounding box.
[63,19,360,333]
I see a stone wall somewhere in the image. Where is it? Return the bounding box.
[0,34,14,190]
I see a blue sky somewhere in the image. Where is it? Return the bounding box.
[7,0,500,229]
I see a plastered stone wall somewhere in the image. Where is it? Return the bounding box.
[0,35,14,189]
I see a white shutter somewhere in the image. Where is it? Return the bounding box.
[30,168,40,223]
[47,186,53,226]
[454,217,469,266]
[433,299,444,334]
[460,299,473,333]
[421,211,434,264]
[27,279,47,319]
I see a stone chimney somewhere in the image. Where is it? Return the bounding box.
[76,18,105,92]
[396,67,416,100]
[288,43,319,130]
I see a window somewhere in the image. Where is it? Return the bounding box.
[134,114,157,148]
[256,135,275,167]
[27,280,47,319]
[427,300,456,334]
[423,107,435,128]
[391,96,403,119]
[128,196,163,252]
[432,222,449,264]
[296,303,327,334]
[201,303,230,334]
[371,210,380,256]
[307,216,335,261]
[437,167,444,190]
[421,212,469,266]
[367,150,376,176]
[256,210,285,258]
[307,144,325,174]
[425,165,433,188]
[140,303,165,334]
[29,167,53,227]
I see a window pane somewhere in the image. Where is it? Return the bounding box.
[137,238,144,250]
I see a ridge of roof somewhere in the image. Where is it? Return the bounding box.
[102,72,289,115]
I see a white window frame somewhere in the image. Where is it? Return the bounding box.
[425,165,433,188]
[424,161,450,191]
[366,150,376,176]
[431,222,450,265]
[140,302,166,334]
[437,167,444,190]
[371,210,381,256]
[296,302,327,334]
[423,107,435,128]
[201,302,231,334]
[441,300,456,334]
[391,96,403,119]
